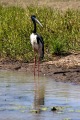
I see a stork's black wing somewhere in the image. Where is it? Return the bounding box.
[36,34,44,59]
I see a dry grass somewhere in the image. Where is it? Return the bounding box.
[0,0,80,10]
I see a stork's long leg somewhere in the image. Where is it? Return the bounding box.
[38,57,39,77]
[34,57,36,76]
[34,50,36,76]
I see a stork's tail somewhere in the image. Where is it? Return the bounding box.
[40,52,44,60]
[39,45,44,60]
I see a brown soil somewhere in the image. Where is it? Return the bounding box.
[0,53,80,85]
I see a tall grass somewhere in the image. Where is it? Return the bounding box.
[0,5,80,62]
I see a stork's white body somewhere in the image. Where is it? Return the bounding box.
[30,33,38,50]
[30,33,43,58]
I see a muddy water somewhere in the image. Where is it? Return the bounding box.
[0,70,80,120]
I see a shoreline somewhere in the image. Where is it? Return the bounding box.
[0,53,80,85]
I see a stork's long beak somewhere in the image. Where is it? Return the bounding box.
[35,18,43,27]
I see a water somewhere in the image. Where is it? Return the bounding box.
[0,70,80,120]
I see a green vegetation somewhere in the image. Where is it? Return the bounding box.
[0,5,80,62]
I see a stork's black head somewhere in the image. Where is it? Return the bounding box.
[31,15,43,27]
[31,15,36,21]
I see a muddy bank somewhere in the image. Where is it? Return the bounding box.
[0,53,80,84]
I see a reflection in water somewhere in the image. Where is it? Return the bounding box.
[0,70,80,120]
[34,76,45,112]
